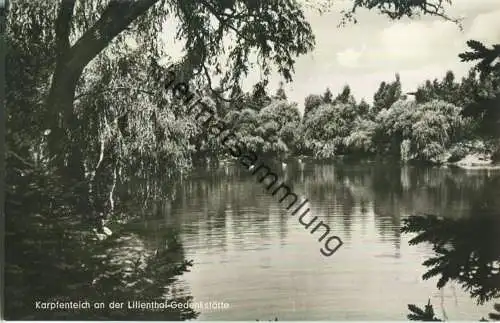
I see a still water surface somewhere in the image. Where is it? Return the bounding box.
[138,162,499,320]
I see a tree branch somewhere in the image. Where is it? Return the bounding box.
[340,0,462,29]
[55,0,77,58]
[74,86,156,101]
[197,0,254,43]
[65,0,160,73]
[6,149,36,168]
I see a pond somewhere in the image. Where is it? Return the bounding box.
[132,161,500,320]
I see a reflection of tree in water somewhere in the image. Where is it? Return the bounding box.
[302,165,348,235]
[5,165,198,320]
[402,176,500,320]
[161,167,288,251]
[372,163,404,245]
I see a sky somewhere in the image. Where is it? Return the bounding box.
[253,0,500,112]
[158,0,500,114]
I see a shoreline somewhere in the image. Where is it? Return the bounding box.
[215,153,500,170]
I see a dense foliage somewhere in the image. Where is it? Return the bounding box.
[295,64,498,164]
[188,61,497,166]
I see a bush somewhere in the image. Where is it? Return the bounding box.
[447,143,470,163]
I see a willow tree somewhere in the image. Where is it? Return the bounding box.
[257,99,301,158]
[7,0,320,219]
[7,0,315,182]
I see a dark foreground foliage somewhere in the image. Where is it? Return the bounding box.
[402,176,500,320]
[407,301,500,321]
[402,212,500,305]
[5,157,198,320]
[407,300,442,321]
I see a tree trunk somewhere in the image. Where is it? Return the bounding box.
[45,58,89,212]
[44,0,161,214]
[46,60,84,168]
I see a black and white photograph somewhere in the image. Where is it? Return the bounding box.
[3,0,500,320]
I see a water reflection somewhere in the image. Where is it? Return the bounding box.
[140,162,499,320]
